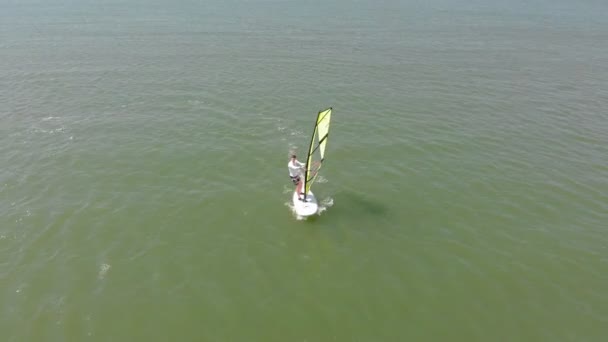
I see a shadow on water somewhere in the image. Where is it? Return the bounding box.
[325,190,388,219]
[296,191,390,245]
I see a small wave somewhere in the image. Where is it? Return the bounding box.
[318,197,334,215]
[15,283,27,293]
[315,176,329,183]
[31,126,66,135]
[187,100,205,105]
[98,263,111,279]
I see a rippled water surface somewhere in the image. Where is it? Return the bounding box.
[1,0,608,341]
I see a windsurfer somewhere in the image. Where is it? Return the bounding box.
[288,154,305,185]
[288,154,306,200]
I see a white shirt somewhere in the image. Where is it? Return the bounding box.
[288,159,306,177]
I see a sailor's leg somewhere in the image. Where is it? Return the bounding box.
[295,179,303,198]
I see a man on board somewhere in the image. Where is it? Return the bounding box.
[288,155,308,200]
[288,154,306,185]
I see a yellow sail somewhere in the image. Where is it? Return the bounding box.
[302,108,332,197]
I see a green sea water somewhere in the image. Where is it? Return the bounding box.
[1,0,608,341]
